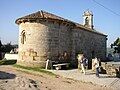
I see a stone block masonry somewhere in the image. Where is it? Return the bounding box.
[101,62,120,77]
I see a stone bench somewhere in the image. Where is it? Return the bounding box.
[53,63,70,70]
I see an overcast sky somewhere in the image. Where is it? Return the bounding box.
[0,0,120,47]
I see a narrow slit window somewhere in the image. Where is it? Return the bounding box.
[21,30,26,44]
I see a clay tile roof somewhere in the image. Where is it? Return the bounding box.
[22,11,43,18]
[15,10,107,36]
[16,10,66,22]
[74,22,107,36]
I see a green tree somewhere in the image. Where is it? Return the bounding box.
[0,40,2,60]
[0,40,2,51]
[1,42,14,53]
[111,37,120,53]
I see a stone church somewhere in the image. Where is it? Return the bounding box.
[15,10,107,68]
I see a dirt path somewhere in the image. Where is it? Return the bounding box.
[0,65,113,90]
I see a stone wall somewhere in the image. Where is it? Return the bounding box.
[72,28,107,68]
[101,62,120,77]
[4,54,18,60]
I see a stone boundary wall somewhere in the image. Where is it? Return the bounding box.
[4,54,18,60]
[101,62,120,77]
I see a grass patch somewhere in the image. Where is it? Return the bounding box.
[0,59,56,76]
[0,59,6,64]
[66,77,76,81]
[16,69,44,77]
[0,59,17,65]
[13,64,56,76]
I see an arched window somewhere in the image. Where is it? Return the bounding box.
[85,17,89,25]
[21,30,26,44]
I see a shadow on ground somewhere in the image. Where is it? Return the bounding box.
[0,71,16,79]
[99,76,117,78]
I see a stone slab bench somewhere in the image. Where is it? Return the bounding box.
[53,63,70,70]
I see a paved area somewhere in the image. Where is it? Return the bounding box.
[48,69,120,90]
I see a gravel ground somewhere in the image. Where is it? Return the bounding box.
[0,65,116,90]
[49,69,120,90]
